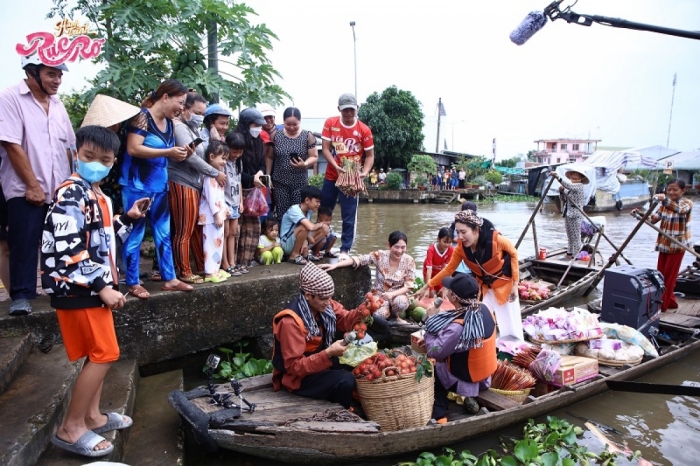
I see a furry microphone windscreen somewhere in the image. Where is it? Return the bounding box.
[510,11,548,45]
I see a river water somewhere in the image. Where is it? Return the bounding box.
[188,199,700,465]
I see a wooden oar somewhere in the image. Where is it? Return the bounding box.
[606,380,700,397]
[631,211,700,261]
[515,174,555,249]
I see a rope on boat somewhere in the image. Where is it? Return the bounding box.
[284,408,362,426]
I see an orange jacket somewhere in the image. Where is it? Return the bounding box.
[447,316,498,383]
[272,298,361,392]
[429,231,519,305]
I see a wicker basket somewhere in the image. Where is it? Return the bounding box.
[488,387,531,404]
[356,366,434,431]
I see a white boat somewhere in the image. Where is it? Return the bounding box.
[544,150,657,212]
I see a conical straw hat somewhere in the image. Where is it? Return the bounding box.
[81,94,140,128]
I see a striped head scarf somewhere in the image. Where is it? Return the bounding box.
[298,263,336,347]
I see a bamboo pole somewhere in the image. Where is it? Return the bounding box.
[583,200,659,296]
[515,174,555,249]
[631,211,700,260]
[560,190,633,265]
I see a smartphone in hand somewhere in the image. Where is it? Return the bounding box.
[260,175,271,188]
[189,138,203,150]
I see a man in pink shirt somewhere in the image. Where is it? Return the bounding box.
[0,55,75,315]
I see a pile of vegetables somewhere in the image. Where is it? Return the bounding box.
[336,157,366,197]
[350,292,385,339]
[518,281,551,301]
[353,349,432,382]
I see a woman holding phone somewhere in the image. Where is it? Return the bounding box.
[119,79,195,298]
[265,107,318,218]
[167,90,227,284]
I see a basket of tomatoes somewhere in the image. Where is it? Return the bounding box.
[353,347,434,431]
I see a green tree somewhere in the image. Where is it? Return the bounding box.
[485,170,503,185]
[60,89,90,128]
[496,156,521,168]
[357,86,424,170]
[526,149,537,162]
[48,0,288,108]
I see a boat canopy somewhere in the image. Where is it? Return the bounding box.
[548,149,657,200]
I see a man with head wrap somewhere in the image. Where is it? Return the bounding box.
[272,263,376,408]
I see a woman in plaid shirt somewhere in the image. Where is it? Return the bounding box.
[649,179,693,311]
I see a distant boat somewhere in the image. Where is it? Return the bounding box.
[543,150,657,212]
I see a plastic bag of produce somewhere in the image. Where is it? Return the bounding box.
[600,323,658,358]
[529,349,562,382]
[340,341,378,367]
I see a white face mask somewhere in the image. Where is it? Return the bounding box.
[249,127,262,138]
[189,114,204,127]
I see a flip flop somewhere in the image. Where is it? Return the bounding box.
[161,281,194,292]
[51,431,114,457]
[291,255,308,265]
[128,285,150,299]
[178,274,204,284]
[325,251,339,258]
[92,412,133,435]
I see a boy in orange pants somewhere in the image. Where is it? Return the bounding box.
[41,126,150,457]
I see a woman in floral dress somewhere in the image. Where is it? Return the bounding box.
[320,231,415,322]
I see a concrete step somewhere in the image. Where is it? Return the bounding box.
[0,344,81,466]
[37,359,139,465]
[122,370,184,466]
[0,333,33,395]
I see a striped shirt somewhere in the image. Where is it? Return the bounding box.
[651,197,693,253]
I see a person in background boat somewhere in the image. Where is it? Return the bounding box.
[200,103,232,148]
[42,126,142,457]
[423,227,454,298]
[320,93,375,255]
[416,210,524,340]
[418,274,496,423]
[550,169,588,260]
[320,231,415,323]
[634,179,693,311]
[272,263,380,408]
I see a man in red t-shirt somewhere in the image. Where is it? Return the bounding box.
[320,93,374,254]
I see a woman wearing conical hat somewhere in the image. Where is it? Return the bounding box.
[550,168,589,260]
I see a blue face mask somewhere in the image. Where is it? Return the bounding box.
[76,159,112,183]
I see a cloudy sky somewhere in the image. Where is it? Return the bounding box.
[3,0,699,160]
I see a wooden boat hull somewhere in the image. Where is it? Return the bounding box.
[544,186,649,213]
[191,337,700,464]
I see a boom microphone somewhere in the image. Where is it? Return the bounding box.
[510,11,548,45]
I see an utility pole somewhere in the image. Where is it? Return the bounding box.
[207,20,219,103]
[435,98,443,153]
[666,73,677,147]
[350,22,357,99]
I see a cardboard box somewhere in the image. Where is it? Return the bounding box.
[411,329,426,354]
[550,355,598,387]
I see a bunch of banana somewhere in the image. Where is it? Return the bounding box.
[171,50,207,79]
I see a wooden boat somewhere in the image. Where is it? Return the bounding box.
[170,325,700,465]
[389,247,604,343]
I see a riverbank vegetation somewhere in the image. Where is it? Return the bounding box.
[400,416,641,466]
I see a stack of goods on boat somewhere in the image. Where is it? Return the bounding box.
[489,360,537,403]
[518,280,551,304]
